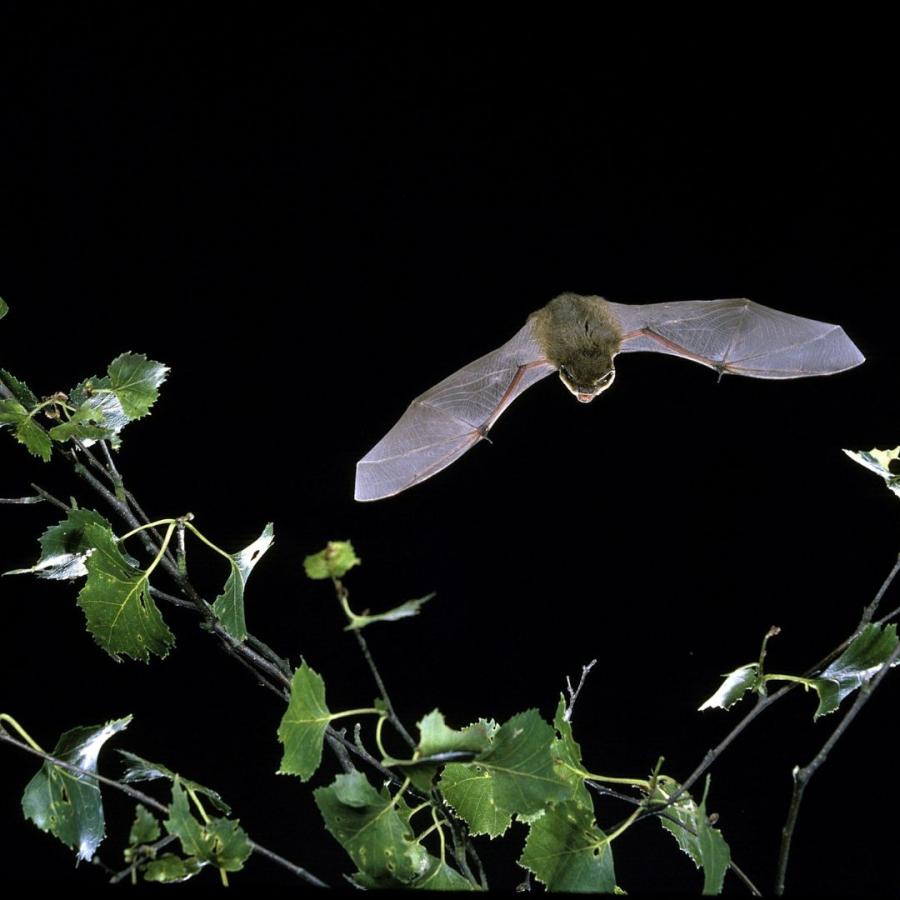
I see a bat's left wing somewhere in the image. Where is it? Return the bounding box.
[355,319,555,501]
[606,298,864,378]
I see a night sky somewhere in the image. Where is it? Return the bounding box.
[4,9,898,894]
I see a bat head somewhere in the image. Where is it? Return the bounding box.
[558,360,616,403]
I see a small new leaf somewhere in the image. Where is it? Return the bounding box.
[68,375,130,447]
[107,352,169,420]
[277,662,331,781]
[844,446,900,499]
[417,709,492,758]
[439,710,569,837]
[699,663,760,712]
[118,750,231,814]
[21,715,132,862]
[0,399,51,460]
[211,522,274,641]
[651,776,730,895]
[344,593,435,630]
[304,541,360,579]
[811,623,899,719]
[314,771,431,884]
[128,804,161,849]
[49,404,113,444]
[0,297,7,318]
[77,522,175,662]
[519,799,617,893]
[4,508,113,581]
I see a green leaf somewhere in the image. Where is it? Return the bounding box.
[844,446,900,499]
[651,777,730,895]
[551,696,592,810]
[118,750,231,814]
[277,661,331,781]
[519,799,616,892]
[417,709,492,758]
[0,399,51,460]
[128,804,161,847]
[21,715,132,862]
[811,623,899,719]
[439,710,569,837]
[107,352,169,420]
[0,368,38,406]
[77,522,175,662]
[352,855,477,891]
[4,508,113,580]
[143,854,204,883]
[49,404,114,444]
[0,297,7,318]
[211,522,274,641]
[699,663,760,712]
[344,592,435,631]
[165,779,251,873]
[314,771,430,883]
[303,540,360,579]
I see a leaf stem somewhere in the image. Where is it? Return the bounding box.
[0,714,46,753]
[184,521,235,565]
[119,518,177,542]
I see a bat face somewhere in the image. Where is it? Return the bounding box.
[354,293,864,501]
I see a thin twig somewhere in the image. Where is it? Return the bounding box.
[775,638,900,895]
[149,586,199,612]
[30,483,72,512]
[0,495,44,504]
[352,627,416,750]
[858,550,900,629]
[0,728,329,887]
[564,658,597,722]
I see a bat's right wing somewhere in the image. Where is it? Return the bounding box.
[355,319,554,501]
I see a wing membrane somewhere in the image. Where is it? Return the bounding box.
[608,298,864,378]
[355,319,554,501]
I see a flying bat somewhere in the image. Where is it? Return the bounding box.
[354,294,864,501]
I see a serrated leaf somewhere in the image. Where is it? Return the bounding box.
[344,592,435,630]
[811,623,899,719]
[211,523,274,641]
[165,779,251,873]
[77,522,175,662]
[519,799,616,892]
[303,541,360,579]
[551,696,592,810]
[844,446,900,499]
[107,352,169,420]
[439,710,569,837]
[21,715,132,862]
[699,663,760,712]
[0,399,51,460]
[314,771,430,883]
[277,661,332,781]
[118,750,231,814]
[0,368,38,406]
[4,508,113,580]
[651,777,730,895]
[143,854,204,882]
[128,804,161,848]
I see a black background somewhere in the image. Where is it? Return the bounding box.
[4,8,898,895]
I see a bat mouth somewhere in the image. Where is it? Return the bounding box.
[576,392,595,403]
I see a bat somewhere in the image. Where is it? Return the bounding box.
[354,294,864,501]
